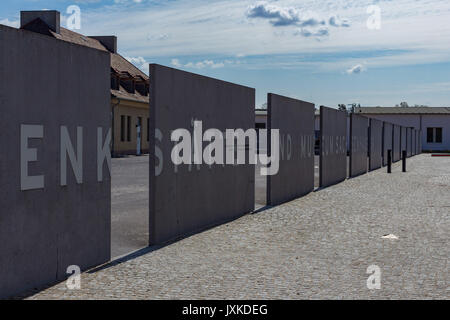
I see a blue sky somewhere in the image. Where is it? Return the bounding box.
[2,0,450,108]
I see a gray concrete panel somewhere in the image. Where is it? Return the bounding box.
[401,127,407,156]
[349,114,368,177]
[407,127,412,157]
[419,130,422,154]
[319,106,347,188]
[267,94,315,206]
[417,130,420,154]
[0,25,111,298]
[382,122,393,166]
[416,130,419,155]
[393,125,401,162]
[416,130,421,155]
[369,118,383,171]
[417,130,419,154]
[149,64,255,245]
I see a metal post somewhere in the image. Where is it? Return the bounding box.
[387,149,392,173]
[136,125,141,156]
[402,150,407,172]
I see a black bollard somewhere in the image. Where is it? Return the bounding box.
[402,150,407,172]
[387,150,392,173]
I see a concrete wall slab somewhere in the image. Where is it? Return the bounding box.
[382,122,393,166]
[369,118,383,171]
[350,114,368,177]
[0,25,111,298]
[393,125,401,162]
[267,94,315,206]
[401,127,407,156]
[319,107,347,188]
[407,127,412,157]
[149,64,255,245]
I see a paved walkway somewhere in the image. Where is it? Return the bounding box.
[111,156,149,258]
[29,154,449,299]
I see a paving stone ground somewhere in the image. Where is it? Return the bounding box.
[29,154,449,299]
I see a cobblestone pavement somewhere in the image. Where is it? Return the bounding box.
[29,154,449,299]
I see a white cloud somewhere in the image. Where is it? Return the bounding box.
[171,58,182,67]
[125,56,149,74]
[171,58,226,69]
[246,2,331,27]
[147,33,169,41]
[0,18,19,28]
[346,64,365,74]
[65,0,450,71]
[74,0,102,3]
[114,0,142,3]
[328,15,350,27]
[246,1,350,38]
[294,27,329,38]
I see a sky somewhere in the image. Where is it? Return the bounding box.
[1,0,450,108]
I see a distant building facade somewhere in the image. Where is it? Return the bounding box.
[17,10,149,157]
[256,106,450,152]
[355,107,450,152]
[256,108,321,153]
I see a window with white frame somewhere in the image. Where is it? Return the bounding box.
[426,127,443,143]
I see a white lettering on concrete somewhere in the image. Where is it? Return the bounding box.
[155,129,163,176]
[20,124,44,191]
[60,126,83,186]
[97,127,111,182]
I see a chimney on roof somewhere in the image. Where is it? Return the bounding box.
[20,10,60,34]
[90,36,117,53]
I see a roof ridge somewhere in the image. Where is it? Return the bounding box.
[20,17,53,37]
[357,106,450,114]
[113,52,149,79]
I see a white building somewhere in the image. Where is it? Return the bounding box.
[355,107,450,152]
[255,107,450,152]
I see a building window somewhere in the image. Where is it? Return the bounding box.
[136,82,148,96]
[436,128,443,143]
[427,128,433,143]
[120,78,135,94]
[127,116,131,142]
[427,127,443,143]
[147,118,150,142]
[111,76,119,90]
[120,115,125,142]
